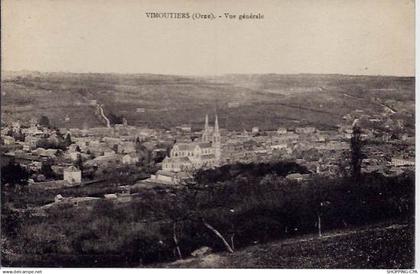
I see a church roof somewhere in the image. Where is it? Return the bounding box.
[165,156,191,163]
[64,166,80,172]
[174,143,195,151]
[197,143,212,149]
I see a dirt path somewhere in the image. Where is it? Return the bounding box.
[96,104,111,128]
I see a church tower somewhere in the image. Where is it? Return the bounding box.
[202,114,211,142]
[213,114,221,163]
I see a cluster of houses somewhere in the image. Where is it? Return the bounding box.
[217,110,414,178]
[1,118,159,187]
[1,106,414,191]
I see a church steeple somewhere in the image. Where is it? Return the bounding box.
[202,114,211,142]
[205,114,209,130]
[214,114,219,133]
[213,114,221,164]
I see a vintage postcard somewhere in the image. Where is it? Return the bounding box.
[0,0,415,270]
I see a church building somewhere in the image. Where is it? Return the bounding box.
[162,114,221,172]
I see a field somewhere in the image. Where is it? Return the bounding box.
[1,72,415,130]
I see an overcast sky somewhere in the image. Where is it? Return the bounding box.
[2,0,415,76]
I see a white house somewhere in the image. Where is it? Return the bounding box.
[391,158,415,167]
[153,170,189,184]
[3,136,15,145]
[277,128,287,135]
[122,153,139,165]
[63,166,82,184]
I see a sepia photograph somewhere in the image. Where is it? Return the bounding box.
[0,0,415,269]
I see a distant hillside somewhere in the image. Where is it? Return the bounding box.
[1,72,414,130]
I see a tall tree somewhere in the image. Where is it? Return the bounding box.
[74,154,84,171]
[64,133,72,147]
[38,115,50,128]
[41,160,55,179]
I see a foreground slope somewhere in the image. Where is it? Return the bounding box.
[162,221,414,268]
